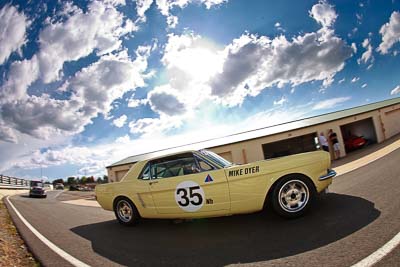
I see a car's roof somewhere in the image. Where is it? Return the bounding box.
[136,150,199,164]
[108,148,203,168]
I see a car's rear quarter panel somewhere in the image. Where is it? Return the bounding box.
[96,161,159,218]
[227,151,332,214]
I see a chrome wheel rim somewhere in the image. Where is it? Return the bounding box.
[117,200,133,222]
[278,180,309,213]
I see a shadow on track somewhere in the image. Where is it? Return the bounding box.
[71,193,379,266]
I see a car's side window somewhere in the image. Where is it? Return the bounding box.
[150,153,201,179]
[138,163,151,180]
[195,156,214,171]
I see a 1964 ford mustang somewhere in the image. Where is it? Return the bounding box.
[96,150,336,226]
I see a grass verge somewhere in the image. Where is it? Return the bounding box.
[0,199,38,266]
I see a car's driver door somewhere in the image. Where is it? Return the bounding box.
[149,153,230,215]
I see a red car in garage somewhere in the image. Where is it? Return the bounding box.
[344,135,367,151]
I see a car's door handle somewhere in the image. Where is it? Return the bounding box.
[149,181,158,185]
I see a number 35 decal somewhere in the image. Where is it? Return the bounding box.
[175,181,205,212]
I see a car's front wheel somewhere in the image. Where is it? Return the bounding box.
[114,197,140,226]
[271,175,315,218]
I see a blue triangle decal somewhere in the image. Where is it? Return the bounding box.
[205,174,213,183]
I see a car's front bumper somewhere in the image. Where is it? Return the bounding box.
[29,190,46,196]
[319,169,337,181]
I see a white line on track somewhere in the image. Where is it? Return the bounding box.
[6,196,90,267]
[351,231,400,267]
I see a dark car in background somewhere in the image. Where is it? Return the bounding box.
[55,183,64,190]
[29,181,47,198]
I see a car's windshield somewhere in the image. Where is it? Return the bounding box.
[31,181,43,187]
[198,150,233,168]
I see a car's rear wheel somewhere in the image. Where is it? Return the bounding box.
[271,175,315,218]
[114,197,140,226]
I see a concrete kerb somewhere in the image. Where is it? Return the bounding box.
[0,189,29,199]
[334,138,400,176]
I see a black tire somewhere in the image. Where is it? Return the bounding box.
[113,197,140,226]
[271,174,316,219]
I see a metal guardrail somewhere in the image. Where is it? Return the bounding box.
[0,174,30,189]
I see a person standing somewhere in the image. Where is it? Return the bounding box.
[328,129,340,159]
[318,132,329,152]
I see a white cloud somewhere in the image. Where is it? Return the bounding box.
[338,78,345,84]
[136,0,154,21]
[154,0,227,28]
[348,27,358,38]
[0,123,18,143]
[129,115,184,135]
[104,0,126,6]
[0,5,29,65]
[0,1,142,143]
[147,85,187,116]
[37,1,137,83]
[202,0,227,9]
[378,11,400,54]
[361,83,367,88]
[356,13,363,24]
[0,55,39,103]
[274,22,285,32]
[135,0,353,135]
[273,96,287,105]
[312,96,351,110]
[351,77,360,83]
[209,28,353,105]
[113,115,128,128]
[391,85,400,95]
[0,48,151,142]
[358,38,374,65]
[127,97,147,108]
[351,42,357,53]
[115,134,131,144]
[309,0,337,28]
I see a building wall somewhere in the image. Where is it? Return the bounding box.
[107,164,133,183]
[380,103,400,139]
[107,103,400,182]
[210,109,387,163]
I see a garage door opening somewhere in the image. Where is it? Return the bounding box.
[340,117,377,153]
[262,133,318,159]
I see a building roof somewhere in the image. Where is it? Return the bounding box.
[108,97,400,168]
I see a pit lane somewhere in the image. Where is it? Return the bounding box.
[5,148,400,267]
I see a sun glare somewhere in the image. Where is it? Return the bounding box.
[175,47,222,82]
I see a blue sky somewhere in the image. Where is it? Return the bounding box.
[0,0,400,181]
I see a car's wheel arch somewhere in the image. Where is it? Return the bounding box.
[263,172,316,209]
[113,195,141,216]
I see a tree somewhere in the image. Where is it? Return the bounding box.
[96,177,102,184]
[67,177,76,185]
[80,176,87,184]
[103,175,108,183]
[53,178,64,185]
[86,176,94,183]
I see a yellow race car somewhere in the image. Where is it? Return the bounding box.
[96,149,335,226]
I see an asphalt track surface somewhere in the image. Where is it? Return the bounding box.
[5,149,400,267]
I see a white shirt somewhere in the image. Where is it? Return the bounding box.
[319,135,329,146]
